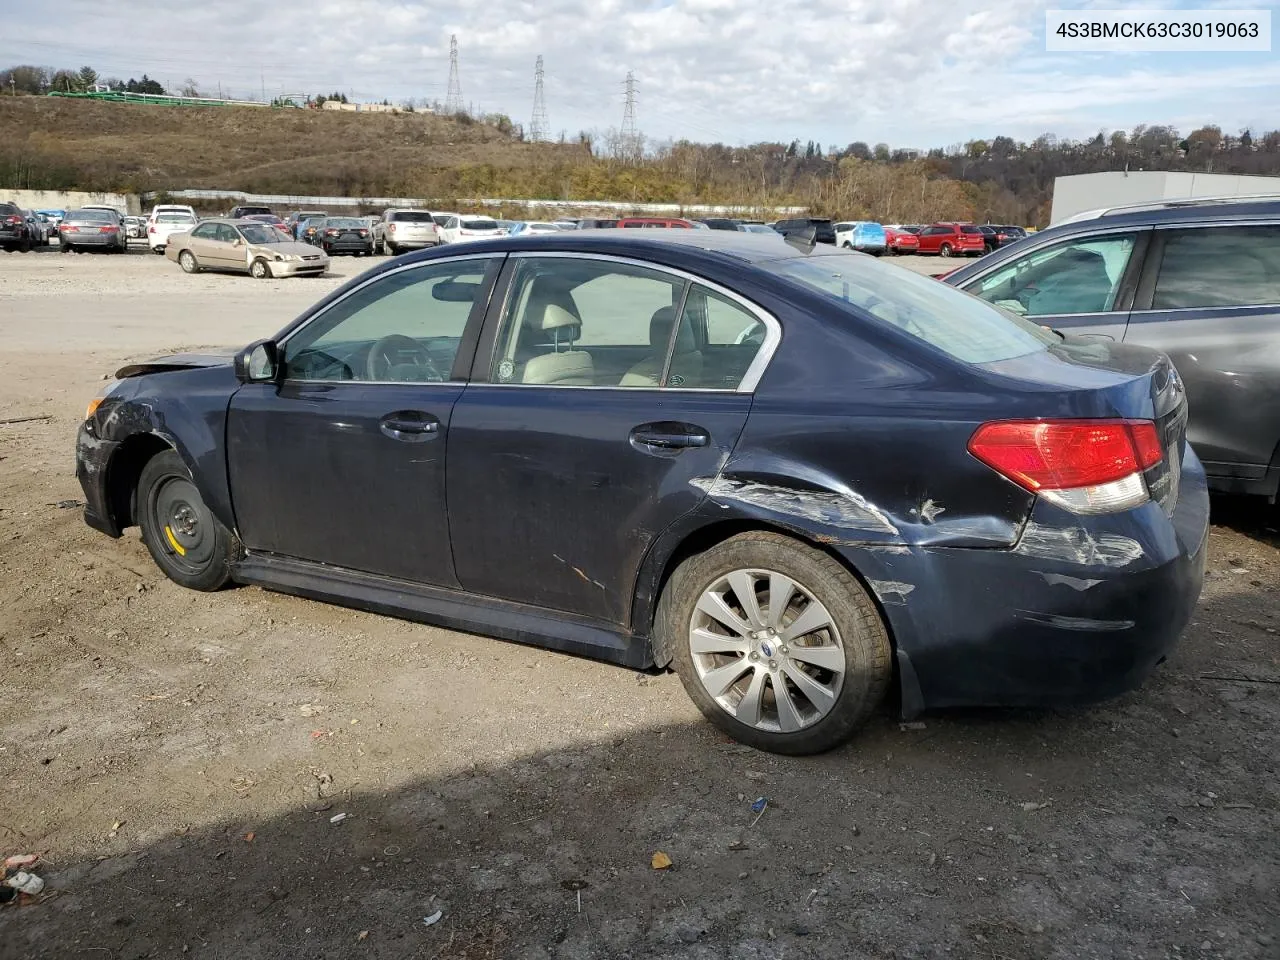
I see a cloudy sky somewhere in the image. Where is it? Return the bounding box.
[1,0,1276,150]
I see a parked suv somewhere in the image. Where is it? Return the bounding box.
[1,202,36,251]
[943,196,1280,498]
[915,223,986,257]
[229,204,273,219]
[772,217,837,245]
[375,209,442,254]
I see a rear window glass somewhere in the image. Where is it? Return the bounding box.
[461,218,498,229]
[0,203,21,215]
[762,251,1057,363]
[327,218,365,227]
[391,212,435,223]
[68,209,113,221]
[157,214,195,224]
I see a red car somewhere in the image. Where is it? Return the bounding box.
[915,222,987,257]
[615,217,700,229]
[883,225,920,255]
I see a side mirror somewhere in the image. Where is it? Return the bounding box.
[234,339,279,383]
[233,238,245,247]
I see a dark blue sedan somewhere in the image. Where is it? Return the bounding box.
[76,231,1208,754]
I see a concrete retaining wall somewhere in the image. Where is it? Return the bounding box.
[1,189,140,215]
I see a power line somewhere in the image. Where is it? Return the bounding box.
[530,55,549,142]
[444,34,463,113]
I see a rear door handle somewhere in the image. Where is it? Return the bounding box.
[630,421,710,453]
[380,410,440,442]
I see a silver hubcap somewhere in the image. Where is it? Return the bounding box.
[689,569,845,733]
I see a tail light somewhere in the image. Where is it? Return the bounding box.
[325,228,339,236]
[148,224,156,233]
[3,215,20,225]
[99,226,119,234]
[969,419,1163,514]
[358,229,368,237]
[388,223,396,233]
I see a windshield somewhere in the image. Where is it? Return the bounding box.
[762,251,1056,364]
[392,212,435,223]
[239,224,285,244]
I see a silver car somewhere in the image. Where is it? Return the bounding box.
[59,209,127,253]
[375,208,442,255]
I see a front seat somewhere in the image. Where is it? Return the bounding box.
[519,288,595,385]
[619,306,704,387]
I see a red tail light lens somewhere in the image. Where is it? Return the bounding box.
[99,226,118,233]
[358,229,368,236]
[969,419,1163,513]
[325,228,338,236]
[388,223,396,232]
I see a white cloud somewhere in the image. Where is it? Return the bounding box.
[0,0,1274,148]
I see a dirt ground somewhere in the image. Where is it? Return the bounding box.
[0,244,1277,960]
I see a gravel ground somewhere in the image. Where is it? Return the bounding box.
[0,244,1277,960]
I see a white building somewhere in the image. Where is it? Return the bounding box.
[1050,171,1280,224]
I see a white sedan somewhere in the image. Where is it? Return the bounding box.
[438,215,503,244]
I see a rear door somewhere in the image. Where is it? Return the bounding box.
[226,255,501,585]
[446,253,776,626]
[956,229,1149,340]
[1124,223,1280,482]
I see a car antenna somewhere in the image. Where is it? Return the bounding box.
[784,225,818,253]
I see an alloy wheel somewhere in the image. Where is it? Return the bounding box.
[688,568,845,733]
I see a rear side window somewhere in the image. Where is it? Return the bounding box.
[765,252,1056,363]
[1151,226,1280,309]
[961,226,983,235]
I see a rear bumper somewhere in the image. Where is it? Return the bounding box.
[386,237,440,248]
[62,233,118,246]
[845,445,1210,712]
[322,240,372,253]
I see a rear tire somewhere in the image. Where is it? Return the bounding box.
[658,531,892,755]
[179,250,199,273]
[60,243,72,254]
[136,450,240,592]
[386,241,398,255]
[939,243,953,257]
[18,235,31,253]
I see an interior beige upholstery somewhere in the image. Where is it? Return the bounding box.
[619,306,704,387]
[520,300,596,386]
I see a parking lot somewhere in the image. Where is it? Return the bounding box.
[1,244,1277,959]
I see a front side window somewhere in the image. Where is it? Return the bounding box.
[963,233,1138,317]
[1151,226,1280,309]
[215,224,240,243]
[283,258,496,383]
[764,250,1055,364]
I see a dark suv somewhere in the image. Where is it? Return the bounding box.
[229,204,273,219]
[944,196,1280,498]
[0,201,34,252]
[772,217,837,244]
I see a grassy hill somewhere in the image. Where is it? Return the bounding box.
[0,97,585,199]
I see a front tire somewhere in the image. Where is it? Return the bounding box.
[250,257,271,279]
[137,450,240,591]
[659,531,892,755]
[179,250,199,273]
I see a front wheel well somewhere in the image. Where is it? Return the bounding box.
[106,434,173,530]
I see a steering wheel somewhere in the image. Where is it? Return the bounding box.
[366,334,442,381]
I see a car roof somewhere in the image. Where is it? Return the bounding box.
[1051,195,1280,230]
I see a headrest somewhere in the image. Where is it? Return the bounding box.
[650,306,696,354]
[529,302,581,333]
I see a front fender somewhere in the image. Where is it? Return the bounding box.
[95,366,239,533]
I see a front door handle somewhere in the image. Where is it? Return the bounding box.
[630,421,710,453]
[380,410,440,443]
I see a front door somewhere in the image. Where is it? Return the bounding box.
[957,230,1149,340]
[447,254,774,626]
[226,255,501,586]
